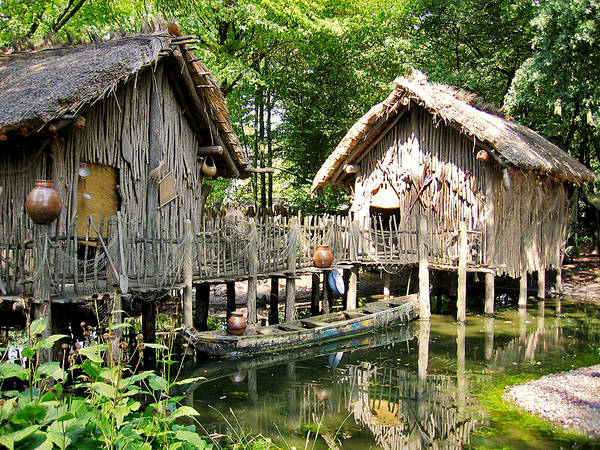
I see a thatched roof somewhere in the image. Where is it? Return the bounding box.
[312,71,595,191]
[0,32,251,177]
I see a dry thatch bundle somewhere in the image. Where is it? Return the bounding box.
[0,32,250,176]
[312,70,595,191]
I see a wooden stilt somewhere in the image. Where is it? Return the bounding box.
[284,218,298,323]
[247,227,258,325]
[183,219,193,328]
[226,281,236,320]
[142,300,156,369]
[519,270,527,308]
[417,214,431,319]
[383,272,391,299]
[555,266,562,294]
[346,264,358,310]
[484,272,494,316]
[418,320,430,382]
[457,222,467,322]
[341,268,350,310]
[537,269,545,299]
[269,276,280,324]
[310,273,320,316]
[33,226,52,362]
[195,283,210,331]
[322,269,332,314]
[456,322,466,408]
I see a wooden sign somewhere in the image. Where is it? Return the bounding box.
[159,172,178,208]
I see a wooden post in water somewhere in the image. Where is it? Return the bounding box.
[226,281,236,320]
[457,222,468,322]
[519,270,528,308]
[195,283,210,331]
[142,300,156,369]
[284,218,298,322]
[417,214,430,319]
[537,269,546,299]
[383,272,391,299]
[247,225,258,325]
[32,225,52,362]
[484,316,494,361]
[555,266,562,294]
[269,276,280,324]
[183,219,193,328]
[310,273,320,315]
[346,264,358,310]
[322,269,332,314]
[484,272,495,316]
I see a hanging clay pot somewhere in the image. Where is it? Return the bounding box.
[313,245,333,268]
[227,311,247,335]
[202,156,217,178]
[25,180,62,225]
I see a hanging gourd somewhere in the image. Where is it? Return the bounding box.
[202,156,217,178]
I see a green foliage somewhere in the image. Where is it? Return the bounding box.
[0,319,211,450]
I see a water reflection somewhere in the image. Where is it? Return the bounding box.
[186,301,599,449]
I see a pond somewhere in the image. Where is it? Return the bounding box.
[183,299,600,449]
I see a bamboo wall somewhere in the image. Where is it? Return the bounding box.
[352,105,570,277]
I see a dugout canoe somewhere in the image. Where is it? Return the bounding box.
[180,293,419,359]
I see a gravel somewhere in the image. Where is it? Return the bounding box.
[504,364,600,437]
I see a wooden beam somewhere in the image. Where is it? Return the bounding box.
[226,281,236,320]
[269,276,280,324]
[195,283,210,331]
[519,270,528,308]
[484,272,495,316]
[198,145,223,156]
[183,219,193,328]
[418,214,431,319]
[346,264,358,310]
[537,269,546,299]
[311,273,320,315]
[244,167,276,174]
[142,300,156,369]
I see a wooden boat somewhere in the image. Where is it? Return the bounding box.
[180,293,419,359]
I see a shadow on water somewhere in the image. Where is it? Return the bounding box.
[183,299,600,449]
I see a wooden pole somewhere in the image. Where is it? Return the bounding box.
[383,272,391,299]
[346,264,358,310]
[537,269,546,299]
[519,269,528,308]
[418,319,430,382]
[310,273,320,315]
[484,272,494,316]
[417,214,431,319]
[457,221,468,322]
[183,219,193,328]
[285,218,298,322]
[142,300,156,369]
[322,269,332,314]
[195,283,210,331]
[484,316,494,361]
[269,276,279,324]
[555,266,562,294]
[146,64,163,241]
[247,225,258,325]
[33,226,52,362]
[226,281,236,320]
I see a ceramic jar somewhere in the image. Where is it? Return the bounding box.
[201,156,217,178]
[313,245,333,268]
[227,311,246,335]
[25,180,62,224]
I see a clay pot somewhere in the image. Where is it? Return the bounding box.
[313,245,333,268]
[25,180,62,225]
[227,311,246,335]
[202,156,217,178]
[229,372,247,383]
[313,385,331,401]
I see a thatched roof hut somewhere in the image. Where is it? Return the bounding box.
[312,71,594,192]
[0,32,251,177]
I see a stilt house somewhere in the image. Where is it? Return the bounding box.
[312,71,595,282]
[0,32,251,297]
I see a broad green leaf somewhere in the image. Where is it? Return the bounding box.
[170,406,200,420]
[78,344,106,363]
[21,347,35,359]
[173,376,206,386]
[0,362,27,381]
[148,374,169,391]
[35,334,68,350]
[91,381,117,398]
[30,318,46,336]
[81,359,101,379]
[37,362,66,381]
[174,429,208,447]
[10,404,47,424]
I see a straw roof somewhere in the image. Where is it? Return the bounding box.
[312,71,595,191]
[0,32,251,177]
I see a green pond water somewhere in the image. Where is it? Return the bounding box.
[183,299,600,449]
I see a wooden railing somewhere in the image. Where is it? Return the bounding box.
[0,212,484,298]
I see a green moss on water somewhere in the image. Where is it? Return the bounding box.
[470,351,600,449]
